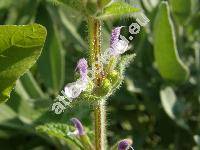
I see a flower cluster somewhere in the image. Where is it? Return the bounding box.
[64,26,130,98]
[52,26,131,115]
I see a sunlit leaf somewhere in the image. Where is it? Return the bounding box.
[97,1,139,19]
[153,2,189,83]
[0,24,47,103]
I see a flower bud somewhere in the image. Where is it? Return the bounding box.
[76,58,88,82]
[118,139,133,150]
[70,118,85,136]
[110,27,123,47]
[95,78,111,96]
[107,70,119,85]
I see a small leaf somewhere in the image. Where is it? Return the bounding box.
[0,24,47,103]
[194,135,200,146]
[160,86,189,130]
[169,0,191,24]
[97,1,139,19]
[153,2,189,83]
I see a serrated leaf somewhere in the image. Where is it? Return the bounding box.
[0,24,47,103]
[98,1,139,19]
[169,0,191,24]
[153,2,189,83]
[36,123,85,149]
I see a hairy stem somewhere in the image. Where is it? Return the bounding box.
[94,101,106,150]
[88,17,106,150]
[88,17,104,86]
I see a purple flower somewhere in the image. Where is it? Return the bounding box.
[110,27,129,56]
[110,27,123,46]
[118,139,133,150]
[64,58,89,99]
[76,58,88,82]
[70,118,85,136]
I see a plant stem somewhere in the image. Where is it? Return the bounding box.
[87,17,106,150]
[94,101,106,150]
[87,17,103,86]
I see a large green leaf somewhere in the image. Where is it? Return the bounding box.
[97,1,139,19]
[0,24,47,103]
[153,2,189,83]
[169,0,191,24]
[36,6,65,94]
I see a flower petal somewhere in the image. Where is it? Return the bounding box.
[118,139,133,150]
[110,27,123,47]
[110,40,129,56]
[64,82,82,99]
[76,58,88,81]
[70,118,85,136]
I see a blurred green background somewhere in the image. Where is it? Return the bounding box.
[0,0,200,149]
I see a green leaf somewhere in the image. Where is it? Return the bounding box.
[0,103,29,132]
[98,0,111,8]
[169,0,191,24]
[11,81,44,124]
[58,9,87,49]
[194,135,200,146]
[0,24,47,103]
[118,54,136,75]
[36,123,85,149]
[0,0,12,10]
[160,86,189,130]
[97,1,139,19]
[153,2,189,83]
[55,0,86,13]
[36,6,65,94]
[20,71,46,99]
